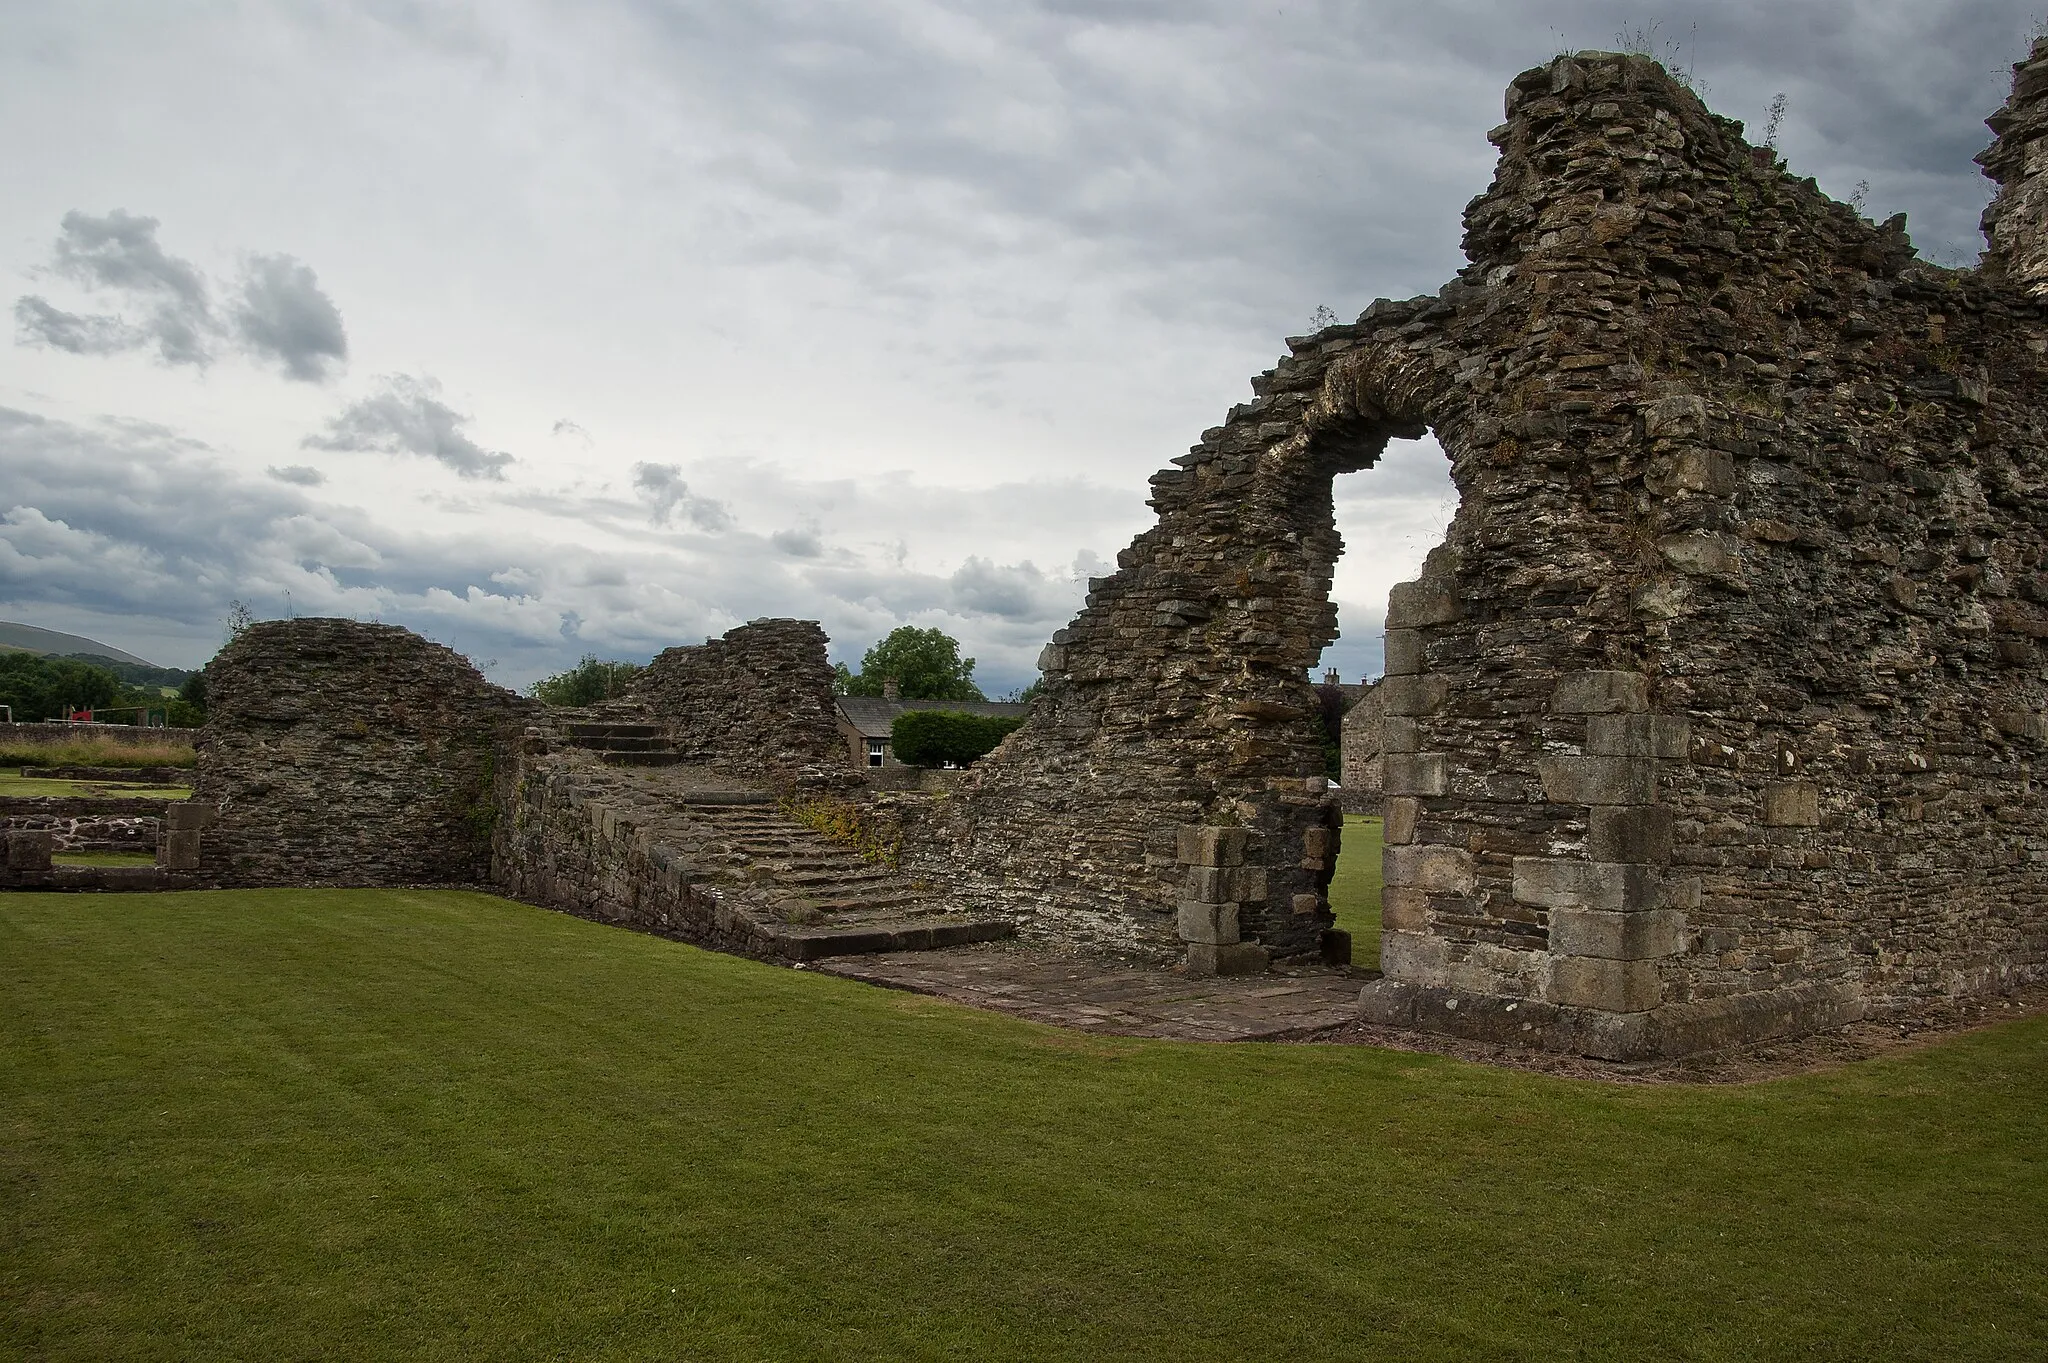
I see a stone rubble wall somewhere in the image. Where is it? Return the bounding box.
[930,48,2046,1049]
[192,619,536,886]
[628,619,852,788]
[0,802,161,851]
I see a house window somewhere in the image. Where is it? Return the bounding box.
[867,739,886,767]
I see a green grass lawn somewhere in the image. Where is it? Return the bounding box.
[3,890,2044,1362]
[1328,814,1383,968]
[0,770,192,800]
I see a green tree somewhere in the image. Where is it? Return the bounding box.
[0,654,120,722]
[836,627,983,701]
[527,656,643,707]
[890,710,1022,767]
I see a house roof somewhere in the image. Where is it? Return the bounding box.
[834,696,1031,739]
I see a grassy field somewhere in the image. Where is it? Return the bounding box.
[1327,813,1383,968]
[3,889,2044,1362]
[0,770,193,800]
[0,735,196,769]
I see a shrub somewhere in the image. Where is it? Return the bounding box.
[0,653,119,723]
[527,656,643,707]
[890,710,1023,768]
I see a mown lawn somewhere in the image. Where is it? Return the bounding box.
[1327,813,1383,968]
[0,770,192,800]
[3,889,2044,1362]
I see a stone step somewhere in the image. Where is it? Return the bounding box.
[564,722,665,739]
[600,752,684,767]
[763,915,1014,962]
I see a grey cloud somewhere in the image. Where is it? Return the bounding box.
[13,295,143,355]
[13,210,350,378]
[552,418,593,444]
[770,525,824,557]
[45,208,214,365]
[305,374,513,479]
[948,556,1062,620]
[632,461,732,530]
[232,254,348,381]
[266,464,327,486]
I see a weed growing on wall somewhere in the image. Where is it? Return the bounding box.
[778,795,901,868]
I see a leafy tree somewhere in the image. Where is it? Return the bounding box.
[0,653,120,722]
[836,627,984,701]
[890,710,1022,767]
[527,655,643,707]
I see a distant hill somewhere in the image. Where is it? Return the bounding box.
[0,621,154,667]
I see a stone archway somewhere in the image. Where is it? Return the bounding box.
[921,47,2048,1059]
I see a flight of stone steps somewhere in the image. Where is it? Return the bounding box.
[527,707,1012,961]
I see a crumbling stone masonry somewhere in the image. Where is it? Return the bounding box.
[628,619,850,788]
[194,620,536,885]
[930,47,2047,1054]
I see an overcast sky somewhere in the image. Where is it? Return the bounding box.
[1,1,2034,692]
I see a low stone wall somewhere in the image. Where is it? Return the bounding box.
[193,619,535,886]
[629,619,850,788]
[493,742,787,957]
[0,796,162,851]
[0,722,197,751]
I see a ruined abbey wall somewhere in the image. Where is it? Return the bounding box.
[194,619,535,886]
[629,618,849,787]
[934,47,2047,1049]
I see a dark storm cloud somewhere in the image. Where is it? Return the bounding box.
[12,210,349,378]
[622,0,2028,337]
[232,253,349,381]
[304,374,514,479]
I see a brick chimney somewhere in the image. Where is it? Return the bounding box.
[1323,669,1340,686]
[882,676,900,700]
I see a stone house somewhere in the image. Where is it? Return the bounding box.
[834,692,1031,769]
[1338,678,1384,814]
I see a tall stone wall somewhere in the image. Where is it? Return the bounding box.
[1339,681,1385,814]
[931,48,2047,1047]
[193,619,535,886]
[629,618,849,787]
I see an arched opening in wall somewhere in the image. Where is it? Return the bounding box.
[1318,433,1460,689]
[1315,431,1460,972]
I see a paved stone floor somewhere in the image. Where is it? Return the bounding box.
[815,941,1368,1042]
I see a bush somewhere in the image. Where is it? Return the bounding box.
[890,710,1023,768]
[527,656,643,707]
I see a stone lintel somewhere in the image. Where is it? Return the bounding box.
[1538,755,1657,805]
[1383,628,1425,676]
[1382,754,1448,797]
[1585,714,1690,759]
[1176,825,1248,867]
[1378,674,1449,717]
[165,801,220,831]
[1385,844,1477,894]
[1587,806,1675,864]
[1382,797,1419,845]
[1386,579,1461,629]
[1548,907,1688,960]
[1549,670,1651,715]
[1511,857,1661,913]
[1178,901,1241,945]
[1186,942,1270,977]
[1763,781,1821,827]
[1544,955,1662,1013]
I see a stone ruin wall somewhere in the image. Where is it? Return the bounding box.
[629,619,851,789]
[929,47,2047,1049]
[193,619,536,886]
